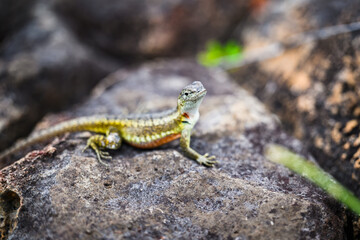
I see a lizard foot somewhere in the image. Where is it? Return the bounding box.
[197,153,217,167]
[95,150,112,165]
[82,142,111,165]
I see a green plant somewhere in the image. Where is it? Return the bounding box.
[197,40,243,67]
[265,144,360,215]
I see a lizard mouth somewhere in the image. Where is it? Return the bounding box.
[196,89,207,99]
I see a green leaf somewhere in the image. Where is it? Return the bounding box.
[265,144,360,215]
[197,40,243,67]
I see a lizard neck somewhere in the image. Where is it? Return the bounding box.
[179,107,200,128]
[178,96,204,127]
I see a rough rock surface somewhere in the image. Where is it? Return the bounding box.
[53,0,251,57]
[0,60,346,239]
[233,0,360,196]
[0,1,120,161]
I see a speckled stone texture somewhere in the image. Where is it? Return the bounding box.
[1,60,345,239]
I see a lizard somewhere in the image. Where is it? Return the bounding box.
[0,81,217,167]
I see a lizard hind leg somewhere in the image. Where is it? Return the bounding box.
[83,127,122,165]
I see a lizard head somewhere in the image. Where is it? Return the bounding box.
[177,81,207,116]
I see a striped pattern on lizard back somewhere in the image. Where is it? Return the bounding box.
[115,108,184,148]
[73,108,184,148]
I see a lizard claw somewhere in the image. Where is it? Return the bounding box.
[97,158,110,166]
[99,150,112,159]
[82,144,90,153]
[94,149,112,166]
[95,150,111,165]
[197,153,217,167]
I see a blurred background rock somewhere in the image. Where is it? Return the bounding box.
[232,0,360,198]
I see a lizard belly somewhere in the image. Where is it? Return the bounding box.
[127,133,181,149]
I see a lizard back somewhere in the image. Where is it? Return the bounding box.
[0,107,184,160]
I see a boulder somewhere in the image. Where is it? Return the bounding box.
[53,0,251,57]
[0,0,36,42]
[1,60,346,239]
[0,1,120,165]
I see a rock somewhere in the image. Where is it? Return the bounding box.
[0,1,120,164]
[0,60,346,239]
[52,0,251,57]
[232,0,360,197]
[0,189,21,240]
[0,0,36,42]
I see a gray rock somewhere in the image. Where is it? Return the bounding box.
[1,60,345,239]
[53,0,250,57]
[0,1,120,164]
[0,0,36,41]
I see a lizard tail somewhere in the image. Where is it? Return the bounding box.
[0,116,110,160]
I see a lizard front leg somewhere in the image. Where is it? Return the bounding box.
[180,128,216,167]
[83,127,122,165]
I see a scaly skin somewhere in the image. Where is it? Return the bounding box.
[0,81,216,167]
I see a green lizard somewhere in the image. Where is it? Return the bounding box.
[0,81,217,167]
